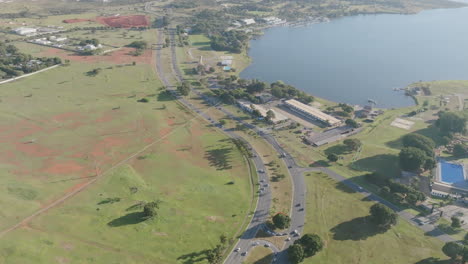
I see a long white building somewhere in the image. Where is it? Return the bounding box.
[285,99,341,126]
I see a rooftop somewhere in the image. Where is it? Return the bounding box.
[285,99,341,125]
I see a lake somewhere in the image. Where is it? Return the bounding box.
[240,7,468,108]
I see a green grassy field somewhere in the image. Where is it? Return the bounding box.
[302,172,446,264]
[0,46,253,263]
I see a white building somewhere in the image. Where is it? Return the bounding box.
[285,99,341,127]
[242,18,256,25]
[221,60,233,66]
[261,16,284,25]
[13,27,37,36]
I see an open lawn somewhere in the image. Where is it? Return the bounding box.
[302,172,446,264]
[0,46,252,263]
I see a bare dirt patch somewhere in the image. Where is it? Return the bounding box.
[95,15,149,28]
[42,160,84,175]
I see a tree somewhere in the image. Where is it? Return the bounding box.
[219,119,226,126]
[451,216,462,228]
[343,138,362,151]
[272,213,291,229]
[345,118,359,128]
[436,111,467,135]
[402,133,435,157]
[288,244,304,264]
[453,144,467,157]
[296,234,323,257]
[369,203,397,230]
[246,80,268,94]
[327,153,339,162]
[266,110,276,122]
[442,241,464,260]
[399,147,428,172]
[177,81,191,96]
[143,201,160,219]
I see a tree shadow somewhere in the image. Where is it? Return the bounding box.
[324,144,349,156]
[204,147,233,170]
[330,216,385,241]
[252,252,274,264]
[414,257,451,264]
[335,181,356,194]
[107,212,146,227]
[177,249,209,264]
[352,154,400,177]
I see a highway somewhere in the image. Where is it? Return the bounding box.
[154,27,455,264]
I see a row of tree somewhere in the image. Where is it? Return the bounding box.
[288,234,324,263]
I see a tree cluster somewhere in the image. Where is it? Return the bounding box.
[442,241,468,263]
[270,81,314,104]
[369,203,397,231]
[210,30,249,53]
[206,235,228,264]
[0,43,61,78]
[436,111,467,135]
[272,213,291,229]
[177,81,191,96]
[288,234,323,263]
[365,173,426,206]
[399,134,436,172]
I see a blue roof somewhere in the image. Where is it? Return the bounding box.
[223,66,231,71]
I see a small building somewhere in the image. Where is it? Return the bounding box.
[221,60,232,66]
[256,93,274,103]
[223,66,231,71]
[237,100,288,124]
[284,99,342,127]
[305,126,360,147]
[242,18,256,25]
[13,27,37,36]
[261,16,284,25]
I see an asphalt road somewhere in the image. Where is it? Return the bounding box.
[154,27,454,264]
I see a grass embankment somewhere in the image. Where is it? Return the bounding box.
[243,246,274,264]
[0,48,252,263]
[303,172,446,264]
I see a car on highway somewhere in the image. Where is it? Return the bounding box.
[286,237,291,241]
[296,203,301,207]
[252,241,260,246]
[264,184,269,187]
[299,208,304,211]
[234,248,240,252]
[260,179,264,183]
[258,169,265,173]
[288,165,292,168]
[241,252,247,256]
[265,243,271,248]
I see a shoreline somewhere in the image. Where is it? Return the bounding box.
[238,5,467,109]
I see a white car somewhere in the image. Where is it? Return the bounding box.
[286,237,291,241]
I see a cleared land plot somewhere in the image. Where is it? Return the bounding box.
[390,118,415,130]
[302,172,446,264]
[0,57,252,263]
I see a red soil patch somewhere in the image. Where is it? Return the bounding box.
[43,161,84,175]
[90,136,127,158]
[41,47,153,65]
[63,19,92,24]
[15,143,56,158]
[95,15,149,28]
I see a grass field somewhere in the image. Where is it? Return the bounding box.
[0,42,253,263]
[302,172,446,264]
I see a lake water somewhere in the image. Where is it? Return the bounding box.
[240,7,468,108]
